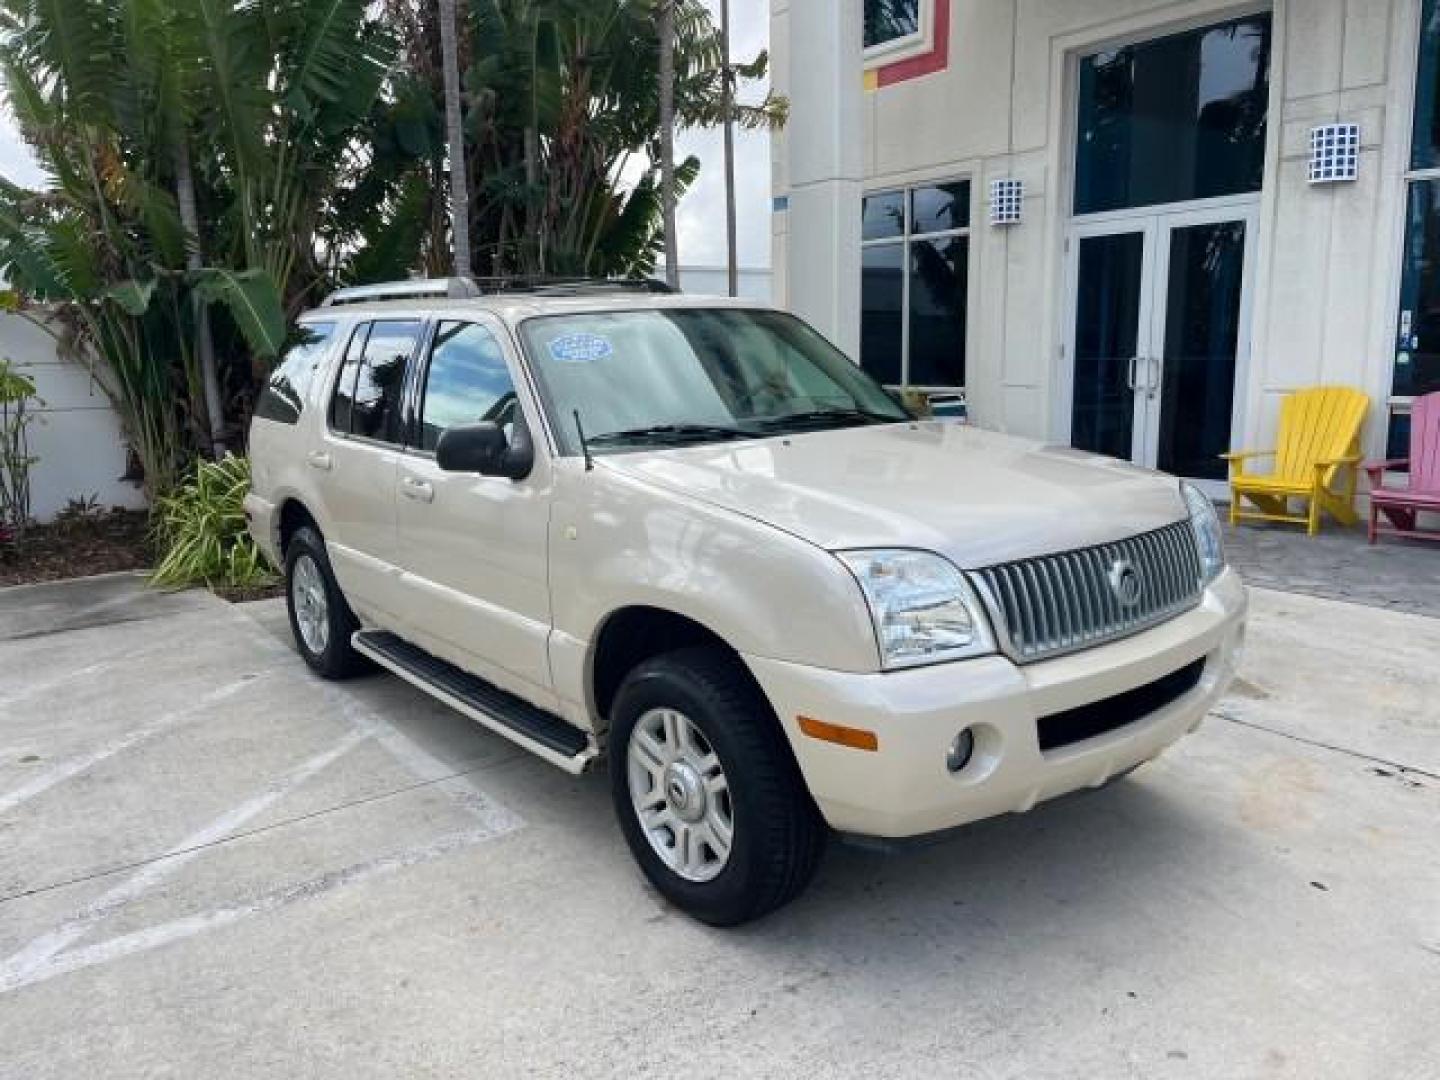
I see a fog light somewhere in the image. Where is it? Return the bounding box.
[946,728,976,773]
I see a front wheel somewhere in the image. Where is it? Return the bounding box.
[284,526,370,679]
[609,647,826,926]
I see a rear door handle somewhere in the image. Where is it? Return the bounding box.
[306,451,332,471]
[401,476,434,503]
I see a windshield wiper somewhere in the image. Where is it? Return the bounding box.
[752,407,904,430]
[585,423,757,447]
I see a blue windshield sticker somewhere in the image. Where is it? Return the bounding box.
[548,332,613,363]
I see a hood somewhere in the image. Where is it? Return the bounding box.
[600,422,1190,568]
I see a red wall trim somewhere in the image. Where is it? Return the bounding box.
[875,0,951,88]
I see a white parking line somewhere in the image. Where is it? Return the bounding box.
[0,730,369,991]
[0,678,255,817]
[0,824,516,995]
[0,609,529,996]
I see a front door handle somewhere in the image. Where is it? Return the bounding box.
[401,476,434,503]
[306,451,332,471]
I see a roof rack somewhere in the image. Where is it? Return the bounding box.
[321,278,481,307]
[319,276,675,307]
[471,276,676,297]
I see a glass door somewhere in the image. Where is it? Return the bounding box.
[1067,222,1156,462]
[1066,206,1254,489]
[1146,207,1255,485]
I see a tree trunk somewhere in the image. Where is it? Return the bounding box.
[173,139,226,457]
[657,0,679,290]
[721,0,738,297]
[439,0,473,278]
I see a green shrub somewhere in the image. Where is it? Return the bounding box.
[150,455,273,589]
[0,356,41,539]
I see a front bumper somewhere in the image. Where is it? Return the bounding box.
[745,567,1247,838]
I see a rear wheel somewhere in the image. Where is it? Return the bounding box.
[284,526,369,679]
[609,647,826,926]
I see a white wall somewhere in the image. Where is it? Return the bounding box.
[0,312,146,522]
[774,0,1416,462]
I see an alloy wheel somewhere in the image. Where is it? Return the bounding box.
[626,707,734,883]
[291,553,330,655]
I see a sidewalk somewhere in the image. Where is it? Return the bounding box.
[1223,521,1440,618]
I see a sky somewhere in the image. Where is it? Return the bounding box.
[0,0,773,270]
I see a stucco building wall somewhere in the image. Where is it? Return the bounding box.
[772,0,1417,466]
[1,312,146,523]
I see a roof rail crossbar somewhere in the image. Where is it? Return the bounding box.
[321,278,482,307]
[468,276,676,296]
[319,275,676,308]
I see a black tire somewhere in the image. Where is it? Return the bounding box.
[284,525,370,679]
[609,647,826,926]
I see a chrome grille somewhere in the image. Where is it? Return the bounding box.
[970,521,1202,663]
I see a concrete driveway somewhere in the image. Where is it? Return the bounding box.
[1,574,1436,1079]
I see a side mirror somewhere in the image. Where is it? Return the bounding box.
[435,421,533,480]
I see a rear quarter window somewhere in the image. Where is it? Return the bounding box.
[254,322,337,425]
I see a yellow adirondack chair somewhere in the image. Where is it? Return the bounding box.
[1223,386,1369,535]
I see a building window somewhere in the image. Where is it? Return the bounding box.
[865,0,926,55]
[1395,0,1440,448]
[860,180,969,389]
[1074,14,1272,215]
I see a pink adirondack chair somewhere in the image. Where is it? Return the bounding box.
[1365,391,1440,545]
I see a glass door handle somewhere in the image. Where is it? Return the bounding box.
[1126,356,1139,391]
[1147,355,1161,398]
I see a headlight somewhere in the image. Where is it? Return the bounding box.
[836,549,995,669]
[1181,481,1225,584]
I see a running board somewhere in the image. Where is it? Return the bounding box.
[352,630,598,775]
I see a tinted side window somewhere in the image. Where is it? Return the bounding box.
[328,319,422,443]
[352,320,421,442]
[329,323,371,434]
[419,321,518,451]
[254,322,335,424]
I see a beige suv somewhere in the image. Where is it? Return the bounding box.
[246,278,1246,925]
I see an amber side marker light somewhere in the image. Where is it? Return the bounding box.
[797,715,879,752]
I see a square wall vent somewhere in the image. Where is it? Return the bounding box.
[1309,123,1360,183]
[989,178,1024,226]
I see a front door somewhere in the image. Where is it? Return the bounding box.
[394,317,557,709]
[1066,204,1255,489]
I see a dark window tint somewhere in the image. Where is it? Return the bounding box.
[1395,180,1440,398]
[908,235,966,386]
[1074,15,1271,215]
[911,182,969,234]
[254,322,335,425]
[1071,231,1145,460]
[1413,0,1440,168]
[862,190,905,240]
[329,323,371,434]
[351,320,422,442]
[1155,221,1245,480]
[419,322,518,451]
[861,244,904,384]
[864,0,920,48]
[1387,412,1411,462]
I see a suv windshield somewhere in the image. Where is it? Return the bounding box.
[519,308,909,453]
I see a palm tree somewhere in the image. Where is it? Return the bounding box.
[438,0,473,277]
[657,0,680,289]
[0,0,394,489]
[720,0,737,297]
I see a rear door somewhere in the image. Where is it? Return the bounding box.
[394,316,557,706]
[315,318,425,624]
